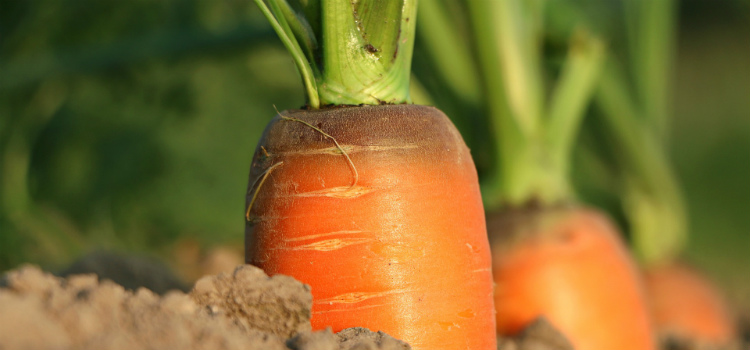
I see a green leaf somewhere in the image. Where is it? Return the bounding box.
[596,58,687,265]
[546,29,605,181]
[255,0,320,107]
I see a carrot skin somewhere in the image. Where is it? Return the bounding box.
[645,261,736,347]
[246,105,496,350]
[488,207,656,350]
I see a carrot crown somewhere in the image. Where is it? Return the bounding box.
[254,0,417,108]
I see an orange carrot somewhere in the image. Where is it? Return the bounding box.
[245,105,496,350]
[644,261,736,347]
[488,206,656,350]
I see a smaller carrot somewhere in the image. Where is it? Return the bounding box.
[644,261,736,347]
[488,206,656,350]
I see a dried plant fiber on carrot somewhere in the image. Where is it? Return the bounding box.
[245,104,496,350]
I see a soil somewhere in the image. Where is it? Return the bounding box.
[0,264,408,350]
[497,318,575,350]
[3,257,741,350]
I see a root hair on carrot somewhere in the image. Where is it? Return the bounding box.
[246,161,284,222]
[278,114,359,187]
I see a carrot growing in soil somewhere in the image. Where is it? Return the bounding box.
[583,0,738,346]
[594,54,738,350]
[245,1,496,350]
[417,2,655,350]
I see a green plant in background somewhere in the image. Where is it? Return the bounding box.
[578,2,742,345]
[0,0,295,271]
[415,2,664,350]
[416,0,605,209]
[558,0,686,265]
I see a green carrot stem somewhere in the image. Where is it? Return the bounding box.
[255,0,416,108]
[416,0,480,105]
[466,0,526,208]
[625,0,676,139]
[545,30,605,197]
[596,59,687,265]
[469,0,604,208]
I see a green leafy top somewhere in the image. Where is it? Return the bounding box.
[463,0,606,208]
[255,0,417,108]
[595,0,684,265]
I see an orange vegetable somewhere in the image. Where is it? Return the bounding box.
[488,206,656,350]
[644,261,736,347]
[245,104,496,350]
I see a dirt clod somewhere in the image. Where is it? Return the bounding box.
[287,327,411,350]
[0,263,410,350]
[336,327,411,350]
[498,317,575,350]
[190,264,313,339]
[288,328,340,350]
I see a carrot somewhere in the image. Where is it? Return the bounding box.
[246,105,494,349]
[416,2,656,349]
[644,262,736,347]
[246,1,496,349]
[578,0,735,347]
[487,206,655,350]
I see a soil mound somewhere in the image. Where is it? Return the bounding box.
[0,264,408,350]
[0,262,584,350]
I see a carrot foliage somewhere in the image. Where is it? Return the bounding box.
[423,0,605,208]
[254,0,417,108]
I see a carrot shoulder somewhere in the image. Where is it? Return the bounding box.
[246,104,496,350]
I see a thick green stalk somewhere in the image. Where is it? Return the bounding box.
[318,0,416,105]
[545,30,605,203]
[468,0,603,209]
[596,60,687,265]
[255,0,417,107]
[492,0,544,136]
[466,0,527,209]
[416,0,480,105]
[625,0,676,139]
[595,0,684,264]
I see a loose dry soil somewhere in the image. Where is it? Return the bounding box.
[0,265,570,350]
[0,262,582,350]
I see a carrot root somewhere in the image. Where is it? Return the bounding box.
[245,105,496,350]
[487,206,656,350]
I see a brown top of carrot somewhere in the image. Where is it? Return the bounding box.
[254,104,465,157]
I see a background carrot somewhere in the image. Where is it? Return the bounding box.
[246,1,496,349]
[415,1,655,349]
[644,262,736,347]
[488,207,654,349]
[574,0,740,346]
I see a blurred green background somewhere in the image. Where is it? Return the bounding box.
[1,0,748,307]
